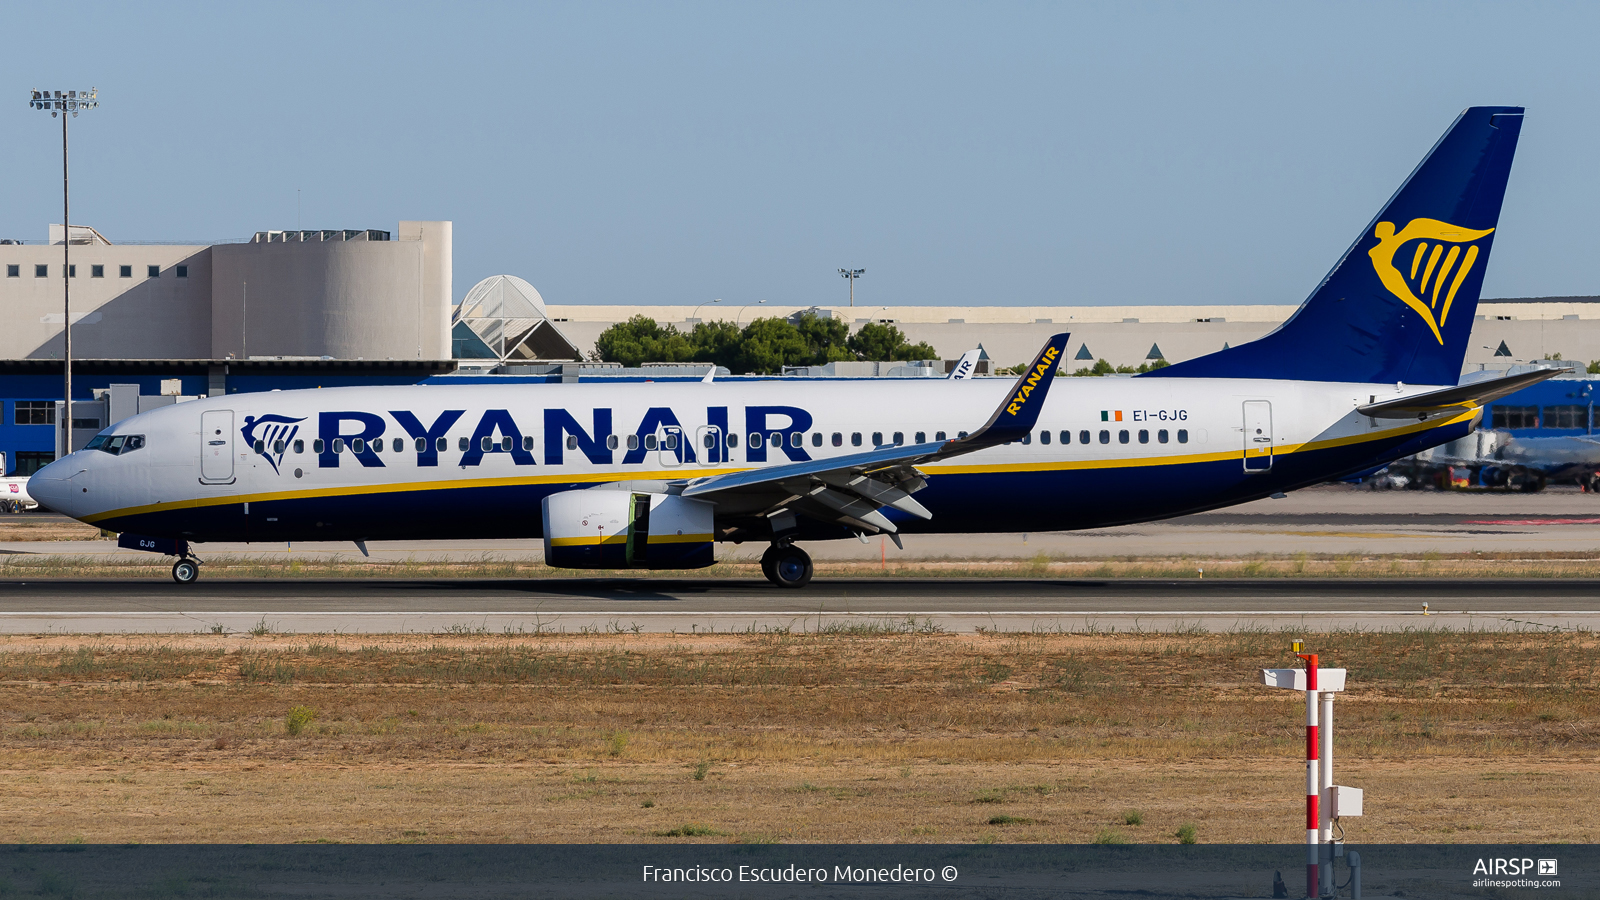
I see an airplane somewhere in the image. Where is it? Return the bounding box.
[946,348,983,380]
[30,106,1553,587]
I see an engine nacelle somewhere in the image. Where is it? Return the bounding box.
[542,489,715,569]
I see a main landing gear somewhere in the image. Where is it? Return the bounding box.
[761,542,813,589]
[171,556,201,585]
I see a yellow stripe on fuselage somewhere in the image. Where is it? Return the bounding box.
[82,411,1475,525]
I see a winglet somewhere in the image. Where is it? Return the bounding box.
[951,333,1069,449]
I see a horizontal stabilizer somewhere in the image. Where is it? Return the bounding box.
[1357,368,1559,419]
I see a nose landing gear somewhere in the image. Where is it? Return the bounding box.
[171,557,201,585]
[760,542,813,589]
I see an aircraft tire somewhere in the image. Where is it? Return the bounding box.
[765,545,813,589]
[172,559,201,585]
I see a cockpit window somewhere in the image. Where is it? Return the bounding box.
[88,433,144,456]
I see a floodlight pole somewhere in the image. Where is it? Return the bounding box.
[839,268,864,307]
[30,88,98,459]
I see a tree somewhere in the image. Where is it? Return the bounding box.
[593,315,693,367]
[846,322,939,362]
[736,317,812,374]
[686,320,744,372]
[791,312,854,364]
[847,323,903,361]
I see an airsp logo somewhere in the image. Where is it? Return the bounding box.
[1368,218,1494,345]
[1473,858,1555,876]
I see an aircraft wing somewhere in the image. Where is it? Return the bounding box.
[1356,369,1561,419]
[679,333,1070,535]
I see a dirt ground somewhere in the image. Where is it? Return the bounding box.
[1,631,1594,844]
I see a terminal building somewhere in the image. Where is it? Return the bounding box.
[5,220,1600,475]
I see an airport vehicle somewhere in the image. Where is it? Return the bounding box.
[2,474,38,513]
[32,106,1547,586]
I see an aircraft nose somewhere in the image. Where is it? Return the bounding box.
[29,454,88,515]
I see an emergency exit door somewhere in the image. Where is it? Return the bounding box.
[200,409,235,483]
[1242,400,1273,472]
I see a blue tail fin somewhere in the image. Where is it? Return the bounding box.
[1145,106,1523,385]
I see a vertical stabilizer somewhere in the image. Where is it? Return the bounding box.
[1146,106,1523,385]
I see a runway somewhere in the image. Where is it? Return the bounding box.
[2,578,1595,634]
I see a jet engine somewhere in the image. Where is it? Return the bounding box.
[541,489,715,569]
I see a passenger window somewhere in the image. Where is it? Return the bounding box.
[1118,430,1129,444]
[352,438,365,454]
[415,437,426,452]
[1079,430,1090,444]
[811,432,822,447]
[749,432,763,449]
[872,432,883,446]
[313,439,325,453]
[501,436,512,451]
[704,433,716,449]
[1158,429,1169,444]
[566,435,578,450]
[1138,429,1149,444]
[915,431,926,443]
[666,433,679,450]
[371,439,382,453]
[727,433,738,448]
[253,439,265,454]
[1020,432,1031,445]
[936,431,946,441]
[459,437,470,451]
[790,432,801,448]
[1177,429,1189,444]
[1039,430,1050,445]
[770,431,782,449]
[295,439,305,454]
[892,432,904,445]
[434,437,446,452]
[645,434,658,450]
[1098,430,1109,444]
[832,432,843,447]
[333,438,345,454]
[627,434,639,450]
[393,437,404,452]
[852,432,863,446]
[523,435,534,451]
[605,435,619,451]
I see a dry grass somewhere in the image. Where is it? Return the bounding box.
[0,514,101,542]
[0,630,1594,843]
[14,549,1600,580]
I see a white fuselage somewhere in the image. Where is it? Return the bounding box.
[29,375,1474,546]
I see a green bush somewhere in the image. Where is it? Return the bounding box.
[285,705,318,736]
[1176,822,1198,844]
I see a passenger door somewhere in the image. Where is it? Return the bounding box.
[1242,400,1273,472]
[200,409,235,483]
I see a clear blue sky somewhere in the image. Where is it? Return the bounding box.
[3,2,1598,309]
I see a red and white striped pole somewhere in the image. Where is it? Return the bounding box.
[1298,651,1319,899]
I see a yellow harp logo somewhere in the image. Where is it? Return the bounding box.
[1368,218,1494,344]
